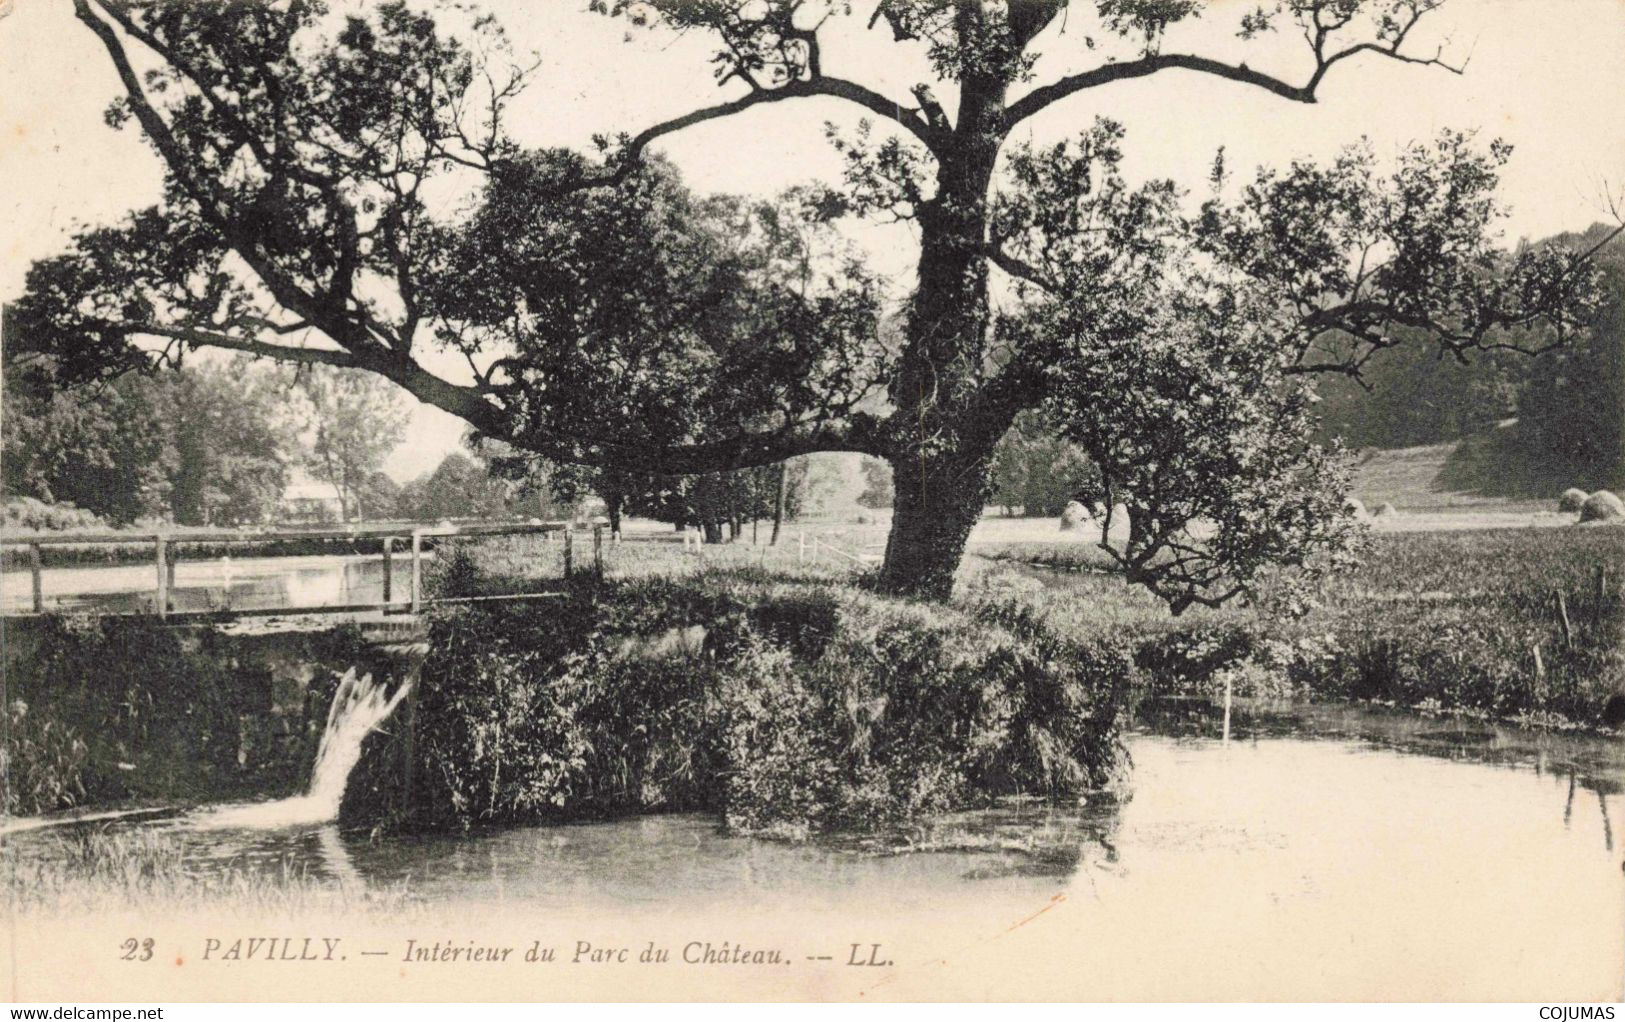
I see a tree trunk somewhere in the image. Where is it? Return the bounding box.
[875,67,1011,600]
[607,495,622,539]
[770,460,788,545]
[702,519,723,544]
[878,447,997,599]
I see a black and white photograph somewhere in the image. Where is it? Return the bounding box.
[1,0,1622,1006]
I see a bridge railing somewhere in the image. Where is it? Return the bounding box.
[0,520,601,620]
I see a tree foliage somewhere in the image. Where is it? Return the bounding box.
[989,410,1095,517]
[2,358,295,526]
[291,366,410,519]
[395,451,519,521]
[1512,226,1625,490]
[8,0,1614,603]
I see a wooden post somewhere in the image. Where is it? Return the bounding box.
[29,543,42,614]
[1222,672,1233,744]
[592,524,604,580]
[1555,591,1573,649]
[381,536,394,604]
[410,530,423,614]
[563,528,574,579]
[154,535,168,619]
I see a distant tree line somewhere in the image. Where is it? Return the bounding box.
[983,224,1623,514]
[2,357,407,527]
[1312,224,1623,491]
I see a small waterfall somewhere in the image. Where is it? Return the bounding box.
[194,667,410,830]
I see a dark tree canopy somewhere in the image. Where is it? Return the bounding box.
[8,0,1616,602]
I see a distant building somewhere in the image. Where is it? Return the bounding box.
[281,477,346,524]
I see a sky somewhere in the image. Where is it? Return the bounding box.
[2,0,1623,480]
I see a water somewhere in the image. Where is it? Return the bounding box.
[0,553,418,614]
[192,667,411,829]
[6,702,1622,998]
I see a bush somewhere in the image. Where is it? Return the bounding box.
[1580,490,1625,522]
[1559,487,1589,512]
[1,699,89,816]
[3,497,105,532]
[388,571,1132,836]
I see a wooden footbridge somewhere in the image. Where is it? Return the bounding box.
[0,519,606,625]
[0,518,875,627]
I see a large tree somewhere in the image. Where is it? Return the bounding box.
[9,0,1613,600]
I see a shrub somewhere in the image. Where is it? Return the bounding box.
[1580,490,1625,522]
[3,497,105,532]
[1559,487,1589,512]
[1131,624,1259,695]
[388,572,1132,836]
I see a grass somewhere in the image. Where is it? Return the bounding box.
[4,827,416,915]
[1351,430,1618,513]
[966,526,1625,728]
[441,520,1625,729]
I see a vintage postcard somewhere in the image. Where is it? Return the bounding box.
[2,0,1622,1005]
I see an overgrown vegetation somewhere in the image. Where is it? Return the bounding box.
[2,618,369,816]
[350,552,1130,837]
[978,527,1625,728]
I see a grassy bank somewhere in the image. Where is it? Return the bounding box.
[445,522,1625,729]
[344,553,1133,837]
[977,526,1625,728]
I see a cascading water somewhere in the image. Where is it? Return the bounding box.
[193,667,410,830]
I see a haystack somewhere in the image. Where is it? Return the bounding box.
[1579,490,1625,523]
[1559,487,1589,513]
[1058,500,1088,532]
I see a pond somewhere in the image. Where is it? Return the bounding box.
[5,702,1621,999]
[0,553,416,614]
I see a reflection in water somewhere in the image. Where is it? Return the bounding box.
[314,824,361,888]
[8,701,1623,997]
[1,555,419,614]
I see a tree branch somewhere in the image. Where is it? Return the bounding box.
[572,76,943,196]
[1005,9,1464,130]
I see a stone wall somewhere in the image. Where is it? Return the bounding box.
[2,616,419,815]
